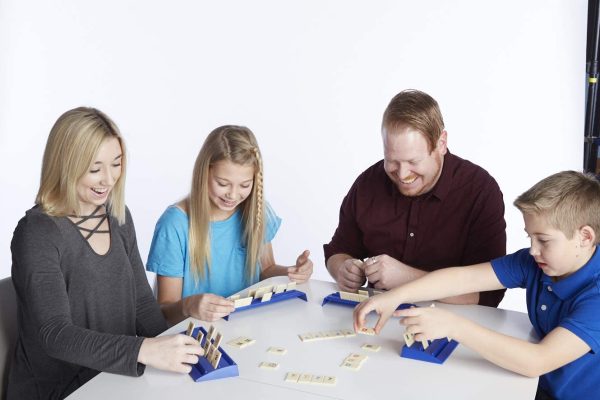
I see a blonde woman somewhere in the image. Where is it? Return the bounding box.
[8,108,203,400]
[147,125,313,325]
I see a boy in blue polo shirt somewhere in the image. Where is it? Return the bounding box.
[354,171,600,400]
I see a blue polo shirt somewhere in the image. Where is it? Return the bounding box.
[491,247,600,400]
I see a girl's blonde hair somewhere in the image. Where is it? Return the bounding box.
[36,107,127,224]
[188,125,265,283]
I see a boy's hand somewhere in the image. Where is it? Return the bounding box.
[394,306,460,342]
[337,258,367,292]
[287,250,313,283]
[353,291,401,334]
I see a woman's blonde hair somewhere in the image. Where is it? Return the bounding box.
[188,125,265,283]
[36,107,127,224]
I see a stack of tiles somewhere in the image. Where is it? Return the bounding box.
[226,336,256,349]
[340,353,368,371]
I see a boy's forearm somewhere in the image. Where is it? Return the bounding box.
[387,267,476,304]
[387,263,499,304]
[438,292,480,305]
[456,323,590,378]
[453,317,544,377]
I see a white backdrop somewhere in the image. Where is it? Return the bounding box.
[0,0,586,312]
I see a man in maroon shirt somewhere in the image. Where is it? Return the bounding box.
[323,89,506,307]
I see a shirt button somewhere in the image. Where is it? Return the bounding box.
[541,305,547,311]
[409,232,415,237]
[547,286,553,292]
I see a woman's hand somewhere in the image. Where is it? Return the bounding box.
[138,334,204,373]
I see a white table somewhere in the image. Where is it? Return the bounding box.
[68,277,539,399]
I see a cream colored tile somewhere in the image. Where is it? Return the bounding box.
[298,373,313,384]
[227,336,256,348]
[358,327,376,336]
[341,328,356,337]
[340,360,362,370]
[234,297,253,308]
[212,332,223,348]
[267,346,287,355]
[361,343,381,352]
[298,333,316,342]
[323,376,337,386]
[211,350,222,369]
[339,291,354,301]
[258,361,279,370]
[285,372,300,383]
[261,292,273,302]
[185,321,195,336]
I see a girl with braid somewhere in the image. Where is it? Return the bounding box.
[147,125,313,324]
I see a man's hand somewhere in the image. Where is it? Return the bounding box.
[364,254,423,289]
[336,258,366,292]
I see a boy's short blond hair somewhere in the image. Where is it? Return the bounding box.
[514,171,600,243]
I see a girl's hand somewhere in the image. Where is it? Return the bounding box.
[138,334,204,373]
[394,306,460,342]
[287,250,313,283]
[182,293,235,322]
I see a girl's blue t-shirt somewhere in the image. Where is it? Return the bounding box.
[146,204,281,298]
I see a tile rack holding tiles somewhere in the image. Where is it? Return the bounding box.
[184,325,239,382]
[321,289,415,311]
[224,282,307,320]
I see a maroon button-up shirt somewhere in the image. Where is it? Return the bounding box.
[324,152,507,307]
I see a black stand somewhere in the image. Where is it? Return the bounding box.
[585,0,600,174]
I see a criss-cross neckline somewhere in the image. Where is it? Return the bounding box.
[69,205,110,240]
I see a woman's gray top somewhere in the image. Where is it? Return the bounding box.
[8,206,168,399]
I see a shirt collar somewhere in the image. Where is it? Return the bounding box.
[542,246,600,300]
[429,151,454,201]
